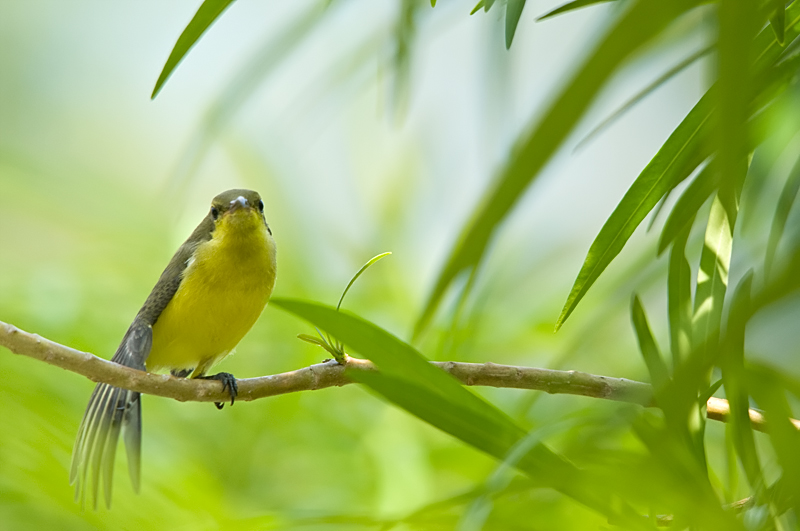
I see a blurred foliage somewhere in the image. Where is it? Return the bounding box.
[4,0,800,529]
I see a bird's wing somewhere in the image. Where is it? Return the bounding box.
[70,216,214,508]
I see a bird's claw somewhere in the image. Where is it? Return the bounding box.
[199,372,238,409]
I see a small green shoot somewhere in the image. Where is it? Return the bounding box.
[297,252,392,363]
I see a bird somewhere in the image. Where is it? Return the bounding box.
[69,189,277,509]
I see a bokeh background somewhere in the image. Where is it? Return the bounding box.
[3,0,797,529]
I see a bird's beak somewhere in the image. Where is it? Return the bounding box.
[229,196,249,213]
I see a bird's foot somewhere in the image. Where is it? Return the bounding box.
[198,372,238,410]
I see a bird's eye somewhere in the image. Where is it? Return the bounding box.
[210,206,219,220]
[257,200,264,213]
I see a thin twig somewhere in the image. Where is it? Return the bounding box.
[0,320,791,433]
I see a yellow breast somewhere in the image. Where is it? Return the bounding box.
[146,210,276,375]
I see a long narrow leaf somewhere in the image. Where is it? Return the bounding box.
[536,0,615,21]
[271,298,517,427]
[720,273,764,492]
[151,0,237,99]
[505,0,527,49]
[577,45,712,150]
[557,92,713,330]
[667,225,694,369]
[659,163,716,255]
[716,0,755,222]
[692,193,735,350]
[770,0,786,45]
[353,371,523,458]
[558,5,800,330]
[354,371,647,527]
[631,295,670,390]
[273,298,647,526]
[748,366,800,516]
[765,154,800,276]
[415,0,699,338]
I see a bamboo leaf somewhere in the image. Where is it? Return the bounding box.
[557,93,713,330]
[692,193,734,350]
[505,0,527,49]
[415,0,699,338]
[151,0,237,99]
[667,225,694,369]
[765,155,800,276]
[273,298,647,526]
[659,163,716,255]
[536,0,615,22]
[353,370,523,458]
[631,295,670,390]
[748,366,800,516]
[470,0,485,15]
[770,0,786,45]
[558,4,800,331]
[577,45,712,150]
[720,273,764,492]
[716,0,755,221]
[271,298,516,426]
[753,2,800,71]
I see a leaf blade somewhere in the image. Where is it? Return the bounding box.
[536,0,615,21]
[415,0,698,338]
[557,93,713,330]
[667,225,694,369]
[631,295,670,390]
[505,0,527,49]
[765,154,800,276]
[151,0,237,99]
[271,298,516,425]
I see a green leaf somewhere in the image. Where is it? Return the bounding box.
[765,155,800,276]
[720,273,764,492]
[336,252,391,311]
[558,1,800,331]
[166,2,328,193]
[577,45,712,151]
[484,0,496,12]
[716,0,755,221]
[667,226,694,369]
[505,0,527,49]
[271,298,515,425]
[748,366,800,515]
[770,0,786,45]
[754,1,800,71]
[415,0,699,338]
[659,163,716,255]
[536,0,615,22]
[470,0,485,15]
[151,0,237,99]
[632,416,744,529]
[631,295,670,391]
[273,299,647,526]
[353,370,522,458]
[557,92,713,330]
[692,193,735,351]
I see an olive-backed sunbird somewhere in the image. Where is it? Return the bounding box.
[70,189,277,508]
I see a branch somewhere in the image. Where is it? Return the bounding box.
[0,320,792,433]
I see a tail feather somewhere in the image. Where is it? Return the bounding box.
[70,321,151,508]
[123,393,142,493]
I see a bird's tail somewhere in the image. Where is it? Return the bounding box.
[69,323,150,509]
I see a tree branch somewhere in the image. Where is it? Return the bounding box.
[1,320,793,433]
